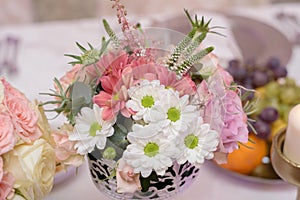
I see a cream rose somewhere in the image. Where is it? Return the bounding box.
[11,194,27,200]
[3,139,56,200]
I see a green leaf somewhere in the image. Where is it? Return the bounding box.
[103,19,119,47]
[64,54,82,60]
[76,42,87,52]
[88,42,94,49]
[71,81,93,116]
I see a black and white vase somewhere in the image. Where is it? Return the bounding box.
[87,151,200,200]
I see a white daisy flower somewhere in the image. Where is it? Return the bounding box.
[176,117,219,167]
[126,80,166,122]
[127,123,163,139]
[148,90,198,137]
[123,130,177,178]
[69,104,116,155]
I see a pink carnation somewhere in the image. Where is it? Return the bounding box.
[0,112,16,155]
[94,50,129,78]
[92,51,132,120]
[124,63,196,96]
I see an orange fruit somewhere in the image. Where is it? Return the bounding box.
[219,134,268,175]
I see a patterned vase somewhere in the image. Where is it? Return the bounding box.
[87,149,200,200]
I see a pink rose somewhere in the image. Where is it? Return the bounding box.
[58,64,82,92]
[116,158,141,194]
[4,95,41,143]
[0,157,15,200]
[0,112,16,155]
[52,124,84,169]
[0,157,3,181]
[1,78,26,100]
[2,78,41,143]
[57,64,94,92]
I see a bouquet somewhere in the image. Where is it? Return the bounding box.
[42,0,251,198]
[0,78,56,200]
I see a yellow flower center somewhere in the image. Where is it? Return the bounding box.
[89,122,102,137]
[167,107,181,122]
[144,142,159,157]
[141,95,155,108]
[184,134,199,149]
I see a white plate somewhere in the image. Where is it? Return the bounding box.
[208,161,285,185]
[226,13,292,66]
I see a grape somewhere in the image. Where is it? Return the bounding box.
[258,107,279,123]
[244,59,256,71]
[253,119,271,140]
[284,78,296,86]
[226,59,247,81]
[234,68,247,81]
[265,81,279,98]
[279,87,299,105]
[273,66,287,79]
[266,57,281,70]
[278,104,291,123]
[252,71,269,87]
[228,59,240,69]
[243,77,253,88]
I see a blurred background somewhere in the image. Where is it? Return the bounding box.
[0,0,299,25]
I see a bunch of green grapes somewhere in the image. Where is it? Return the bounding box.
[252,78,300,139]
[226,57,298,140]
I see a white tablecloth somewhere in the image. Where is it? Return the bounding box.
[1,2,299,200]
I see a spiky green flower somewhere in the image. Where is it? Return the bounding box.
[165,10,221,77]
[65,37,109,67]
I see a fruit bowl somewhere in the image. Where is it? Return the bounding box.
[219,57,300,183]
[212,161,284,185]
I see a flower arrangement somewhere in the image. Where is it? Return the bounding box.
[42,0,251,198]
[0,78,57,200]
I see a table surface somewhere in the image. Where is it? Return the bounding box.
[1,2,300,200]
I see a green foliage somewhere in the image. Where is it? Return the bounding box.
[65,39,109,67]
[165,10,219,77]
[40,80,93,125]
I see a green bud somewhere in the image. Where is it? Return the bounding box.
[102,147,117,160]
